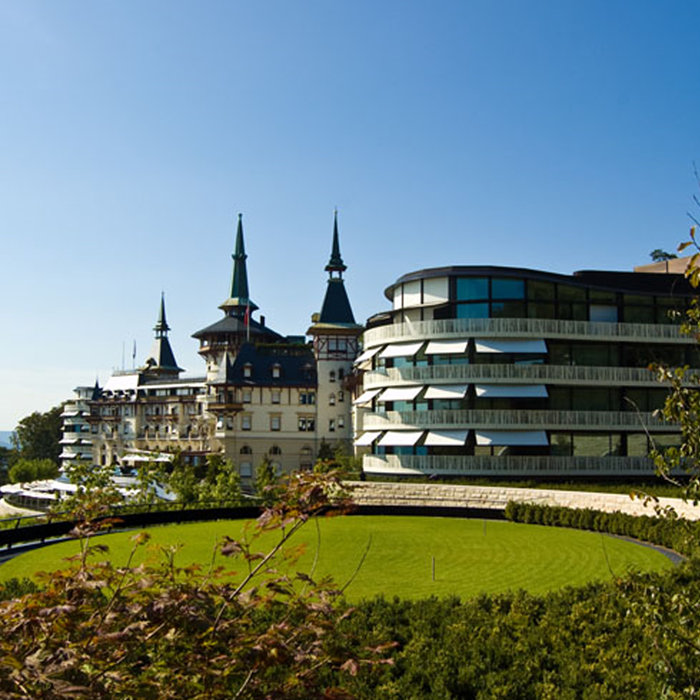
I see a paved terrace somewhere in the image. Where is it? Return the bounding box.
[347,481,700,520]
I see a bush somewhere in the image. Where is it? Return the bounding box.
[504,500,700,556]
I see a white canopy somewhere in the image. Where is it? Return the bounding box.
[354,347,382,365]
[377,431,424,446]
[424,384,469,399]
[474,339,547,354]
[475,384,548,398]
[379,342,424,358]
[475,430,549,446]
[376,386,423,402]
[423,430,469,446]
[353,388,382,405]
[354,431,382,446]
[424,339,469,354]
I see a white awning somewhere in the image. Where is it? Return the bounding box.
[475,384,548,398]
[474,339,547,354]
[353,388,382,405]
[425,339,469,355]
[354,431,382,446]
[379,342,424,358]
[61,410,79,418]
[475,430,549,446]
[59,437,79,445]
[378,431,424,446]
[376,386,423,402]
[423,430,469,446]
[354,347,382,365]
[424,384,469,399]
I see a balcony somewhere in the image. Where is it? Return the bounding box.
[362,364,692,388]
[362,318,693,347]
[359,409,674,431]
[208,401,244,413]
[363,454,655,476]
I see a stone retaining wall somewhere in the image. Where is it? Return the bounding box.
[346,481,700,520]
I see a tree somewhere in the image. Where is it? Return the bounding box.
[12,405,63,465]
[650,248,678,262]
[0,471,391,697]
[255,455,280,506]
[8,457,59,484]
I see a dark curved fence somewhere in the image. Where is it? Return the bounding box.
[0,502,506,557]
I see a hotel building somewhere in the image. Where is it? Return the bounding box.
[354,265,697,477]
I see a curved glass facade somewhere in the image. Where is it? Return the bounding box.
[354,266,696,477]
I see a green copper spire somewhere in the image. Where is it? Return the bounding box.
[220,213,259,316]
[325,210,347,275]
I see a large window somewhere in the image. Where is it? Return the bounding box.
[456,277,488,300]
[492,278,524,299]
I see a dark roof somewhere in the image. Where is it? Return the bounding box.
[319,278,357,324]
[385,265,696,300]
[192,315,283,341]
[212,342,317,387]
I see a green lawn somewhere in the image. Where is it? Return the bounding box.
[0,516,673,601]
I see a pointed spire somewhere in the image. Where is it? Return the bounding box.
[314,211,358,326]
[153,292,170,337]
[144,294,182,375]
[220,213,259,316]
[325,209,347,275]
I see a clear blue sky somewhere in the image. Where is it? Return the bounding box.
[2,0,700,429]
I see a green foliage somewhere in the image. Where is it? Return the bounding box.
[504,500,698,556]
[11,405,63,465]
[7,457,58,484]
[0,471,389,698]
[0,577,38,602]
[162,454,244,506]
[315,441,363,479]
[650,248,678,262]
[0,445,16,485]
[255,456,280,506]
[58,460,124,523]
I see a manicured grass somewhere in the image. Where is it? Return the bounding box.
[0,516,672,601]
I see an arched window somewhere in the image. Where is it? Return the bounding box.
[329,393,336,406]
[243,363,253,378]
[240,445,252,455]
[269,445,282,456]
[329,370,336,382]
[272,363,281,379]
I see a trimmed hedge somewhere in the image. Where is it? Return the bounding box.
[504,500,700,557]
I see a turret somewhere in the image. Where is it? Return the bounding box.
[143,293,183,377]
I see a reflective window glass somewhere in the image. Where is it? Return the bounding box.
[528,280,555,300]
[456,302,489,319]
[491,300,526,318]
[456,277,488,300]
[558,284,586,301]
[492,278,525,299]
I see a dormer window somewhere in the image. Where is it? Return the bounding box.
[243,363,252,378]
[272,364,281,379]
